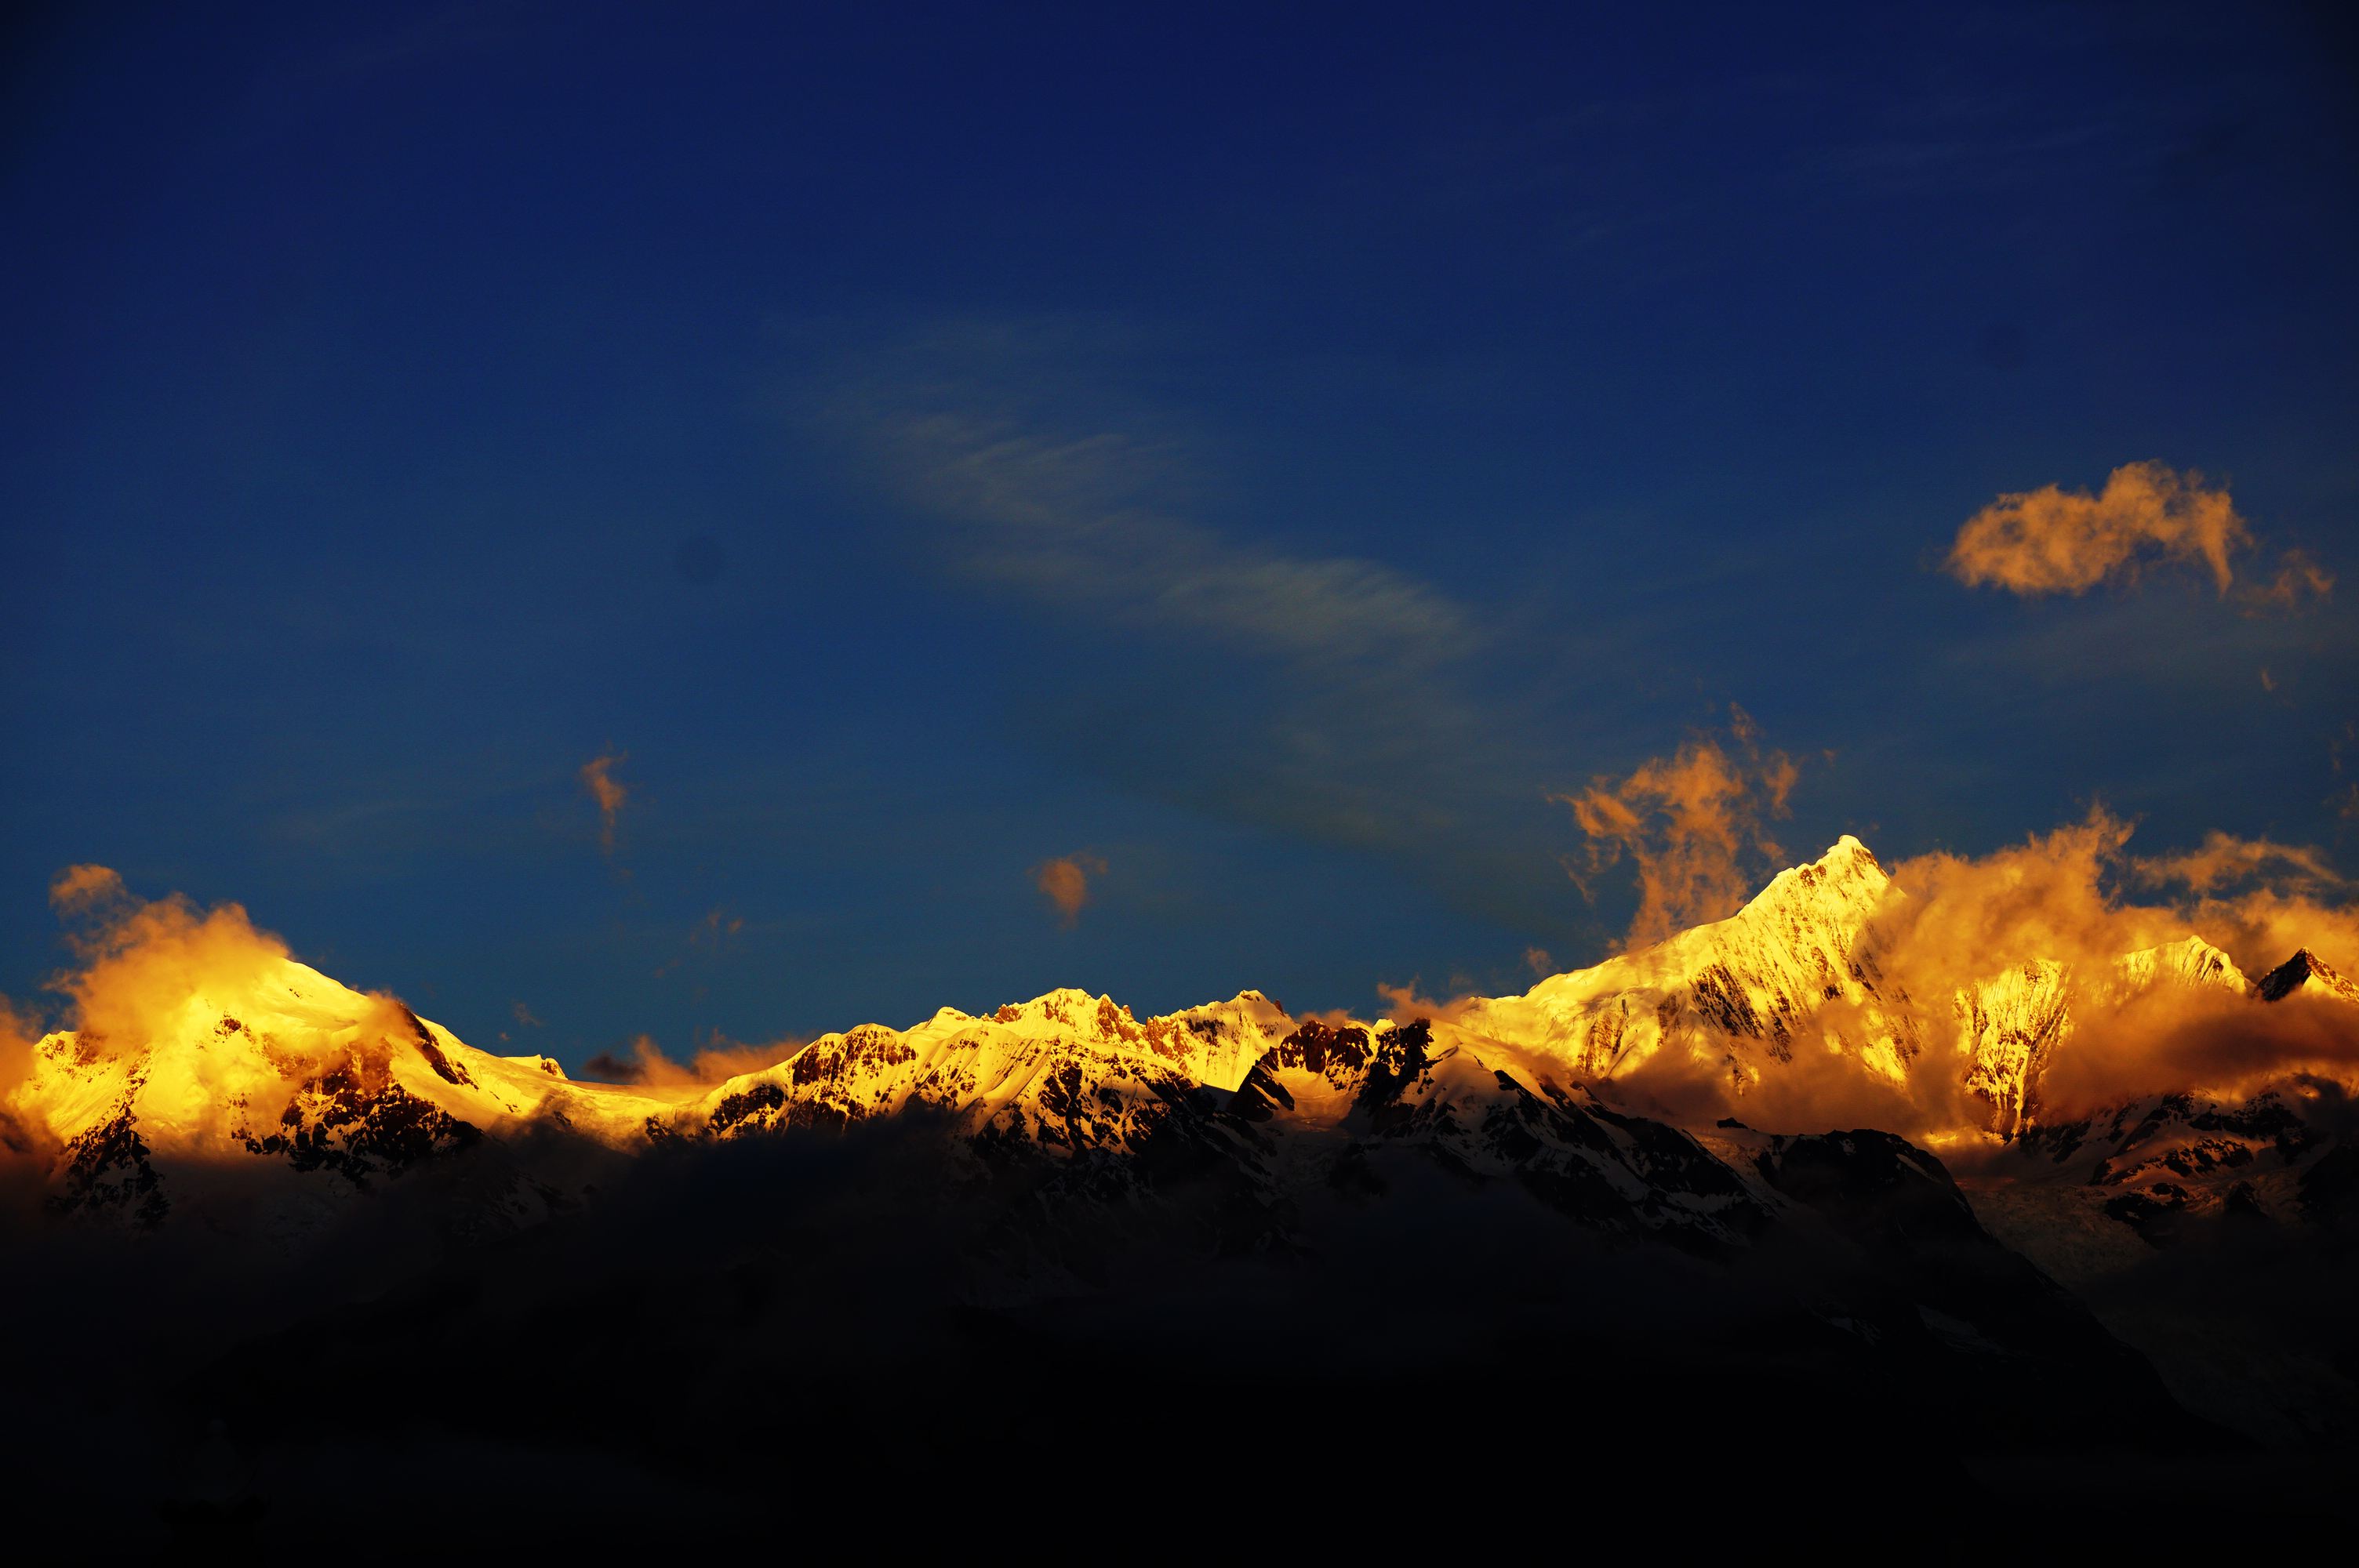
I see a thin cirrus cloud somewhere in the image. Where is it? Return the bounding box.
[816,321,1589,941]
[871,405,1478,673]
[1943,459,2331,612]
[2125,832,2347,898]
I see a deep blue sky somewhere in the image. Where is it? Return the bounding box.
[4,2,2355,1067]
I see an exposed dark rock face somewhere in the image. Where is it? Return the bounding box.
[49,1098,169,1229]
[2298,1145,2359,1226]
[703,1080,793,1136]
[1754,1129,2205,1432]
[1339,1052,1772,1250]
[239,1049,481,1190]
[1267,1018,1378,1083]
[2008,1083,2334,1250]
[2101,1184,2190,1244]
[2255,948,2352,1002]
[406,1021,474,1088]
[1757,1128,1986,1250]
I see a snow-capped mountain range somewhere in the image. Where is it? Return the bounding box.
[14,836,2354,1219]
[12,835,2351,1265]
[13,832,2359,1479]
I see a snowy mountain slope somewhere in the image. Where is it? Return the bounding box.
[1956,1073,2359,1445]
[1453,839,2339,1141]
[2112,935,2250,997]
[1954,938,2255,1137]
[10,953,696,1229]
[1227,1015,1776,1247]
[664,985,1293,1145]
[1994,1080,2333,1245]
[1455,836,1923,1087]
[1954,959,2074,1138]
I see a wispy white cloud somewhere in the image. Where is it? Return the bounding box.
[864,408,1478,673]
[807,321,1588,938]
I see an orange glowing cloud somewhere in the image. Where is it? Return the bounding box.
[1558,710,1797,949]
[2035,985,2359,1123]
[1946,461,2249,597]
[49,864,126,911]
[583,1032,805,1088]
[0,993,38,1099]
[1032,853,1106,927]
[0,991,48,1210]
[2243,547,2334,614]
[1861,813,2357,1123]
[1877,808,2156,978]
[49,884,300,1054]
[580,753,630,852]
[13,870,470,1110]
[1565,808,2359,1138]
[2128,832,2346,898]
[1872,809,2350,1018]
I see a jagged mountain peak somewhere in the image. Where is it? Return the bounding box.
[1633,835,1896,986]
[12,949,703,1232]
[1747,833,1888,910]
[639,980,1303,1157]
[2255,949,2359,1006]
[1450,834,1913,1084]
[2112,935,2248,997]
[945,985,1292,1085]
[1631,835,1892,969]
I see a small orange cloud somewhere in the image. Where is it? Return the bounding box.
[1556,709,1798,950]
[2243,547,2333,614]
[2128,832,2346,897]
[1522,946,1554,977]
[1032,853,1107,927]
[49,864,126,911]
[690,906,745,945]
[583,1031,803,1087]
[580,753,629,852]
[511,1000,542,1029]
[1946,461,2248,597]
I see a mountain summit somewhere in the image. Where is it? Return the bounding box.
[2255,947,2359,1006]
[1456,834,1918,1086]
